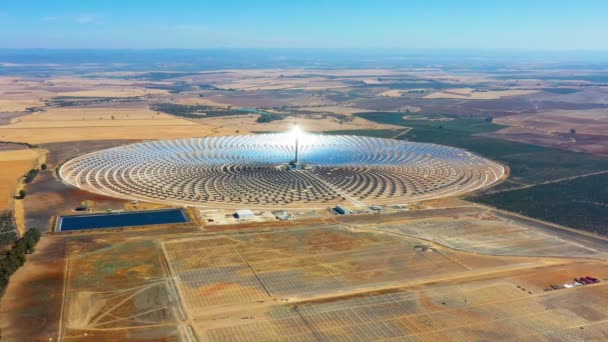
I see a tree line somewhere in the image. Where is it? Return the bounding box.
[0,212,18,245]
[18,164,46,199]
[151,103,250,118]
[0,229,41,296]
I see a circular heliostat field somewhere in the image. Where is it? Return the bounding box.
[59,133,504,208]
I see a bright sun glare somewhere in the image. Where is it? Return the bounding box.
[291,125,303,138]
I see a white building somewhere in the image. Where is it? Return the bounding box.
[235,209,255,219]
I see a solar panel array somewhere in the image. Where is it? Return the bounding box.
[59,133,504,207]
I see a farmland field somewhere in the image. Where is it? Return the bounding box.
[0,149,39,210]
[356,112,608,236]
[471,173,608,235]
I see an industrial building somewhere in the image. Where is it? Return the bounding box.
[235,209,255,219]
[334,205,352,215]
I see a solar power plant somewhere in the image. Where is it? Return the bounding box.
[54,223,608,341]
[200,282,608,341]
[59,133,504,208]
[162,228,485,313]
[157,227,608,341]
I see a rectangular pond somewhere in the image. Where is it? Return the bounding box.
[58,208,188,231]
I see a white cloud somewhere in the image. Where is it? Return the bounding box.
[167,24,211,32]
[74,15,96,24]
[41,14,99,24]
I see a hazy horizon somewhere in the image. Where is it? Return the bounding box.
[2,48,608,72]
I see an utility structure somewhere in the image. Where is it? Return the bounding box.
[294,128,300,164]
[290,125,304,170]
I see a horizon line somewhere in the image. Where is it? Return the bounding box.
[1,47,608,53]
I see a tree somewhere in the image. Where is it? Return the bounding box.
[40,163,47,171]
[257,115,271,123]
[0,228,41,296]
[23,169,39,183]
[570,128,576,134]
[18,190,26,199]
[23,229,40,253]
[25,238,36,253]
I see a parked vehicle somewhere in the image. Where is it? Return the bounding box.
[585,276,599,283]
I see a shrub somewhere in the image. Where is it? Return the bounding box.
[256,113,283,123]
[23,169,39,183]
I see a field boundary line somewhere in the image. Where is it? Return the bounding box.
[478,169,608,196]
[235,248,272,297]
[159,240,191,327]
[390,128,411,139]
[489,208,608,244]
[288,259,578,309]
[293,306,323,342]
[57,255,69,342]
[353,223,607,262]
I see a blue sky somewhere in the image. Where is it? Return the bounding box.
[0,0,606,50]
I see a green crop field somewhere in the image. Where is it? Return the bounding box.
[540,88,581,94]
[151,103,282,120]
[470,173,608,235]
[355,112,608,235]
